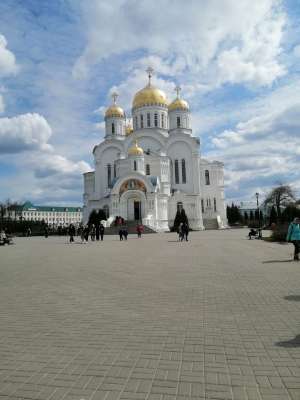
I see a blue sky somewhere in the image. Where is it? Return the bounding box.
[0,0,299,205]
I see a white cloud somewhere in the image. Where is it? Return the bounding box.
[31,153,90,178]
[0,34,19,77]
[73,0,286,88]
[0,113,52,154]
[208,88,300,200]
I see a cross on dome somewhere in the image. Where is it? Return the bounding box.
[146,67,154,85]
[175,85,181,98]
[111,92,118,104]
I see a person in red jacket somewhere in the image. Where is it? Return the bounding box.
[136,224,144,238]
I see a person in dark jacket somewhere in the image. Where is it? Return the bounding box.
[181,223,189,241]
[123,227,128,240]
[69,224,76,243]
[95,224,100,241]
[83,225,89,242]
[286,217,300,261]
[44,226,49,238]
[99,223,105,241]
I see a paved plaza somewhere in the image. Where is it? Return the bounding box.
[1,229,300,400]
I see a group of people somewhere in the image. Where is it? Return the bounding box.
[68,223,105,243]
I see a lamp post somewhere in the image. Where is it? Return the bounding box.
[255,192,262,239]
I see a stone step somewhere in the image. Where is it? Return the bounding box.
[104,221,156,235]
[203,218,219,230]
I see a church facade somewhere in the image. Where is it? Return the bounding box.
[83,69,227,231]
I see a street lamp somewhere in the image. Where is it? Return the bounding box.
[255,192,262,239]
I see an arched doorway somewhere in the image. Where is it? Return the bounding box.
[120,190,146,221]
[127,196,142,221]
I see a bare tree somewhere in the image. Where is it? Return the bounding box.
[263,185,296,217]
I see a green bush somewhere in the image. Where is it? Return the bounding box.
[270,223,289,242]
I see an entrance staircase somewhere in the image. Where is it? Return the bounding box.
[104,221,157,235]
[203,218,219,230]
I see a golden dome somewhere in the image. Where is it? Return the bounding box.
[128,140,144,156]
[168,98,189,111]
[132,84,168,109]
[125,125,133,136]
[105,105,124,118]
[105,92,124,118]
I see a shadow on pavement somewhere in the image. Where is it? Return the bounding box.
[276,335,300,348]
[262,259,294,264]
[284,295,300,301]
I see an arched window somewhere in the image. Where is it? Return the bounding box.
[154,113,158,127]
[147,113,151,127]
[111,122,115,134]
[161,113,165,128]
[107,164,112,188]
[140,114,144,128]
[134,160,137,171]
[201,199,204,213]
[135,116,138,129]
[181,159,186,184]
[205,170,210,185]
[214,197,217,212]
[146,164,150,175]
[177,116,181,128]
[113,162,117,178]
[175,159,179,184]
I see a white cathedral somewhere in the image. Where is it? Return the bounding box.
[83,68,227,231]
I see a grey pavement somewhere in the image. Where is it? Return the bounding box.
[0,229,300,400]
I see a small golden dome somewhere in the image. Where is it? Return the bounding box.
[105,105,124,118]
[105,92,124,118]
[128,140,144,156]
[125,125,133,136]
[168,98,189,111]
[132,85,168,109]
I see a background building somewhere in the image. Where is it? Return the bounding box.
[5,201,82,226]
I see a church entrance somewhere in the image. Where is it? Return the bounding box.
[134,201,141,221]
[126,196,144,221]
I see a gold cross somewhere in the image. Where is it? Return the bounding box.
[175,85,181,98]
[111,92,118,104]
[146,67,154,85]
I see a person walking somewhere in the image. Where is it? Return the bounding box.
[83,225,89,242]
[69,223,75,243]
[90,224,96,241]
[123,226,128,240]
[99,223,105,241]
[182,222,189,241]
[95,224,100,241]
[136,223,143,238]
[44,226,49,238]
[286,217,300,261]
[119,228,123,241]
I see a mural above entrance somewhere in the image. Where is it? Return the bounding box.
[120,179,147,196]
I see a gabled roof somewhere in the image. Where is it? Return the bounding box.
[21,201,82,212]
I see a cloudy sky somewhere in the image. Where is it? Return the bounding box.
[0,0,299,206]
